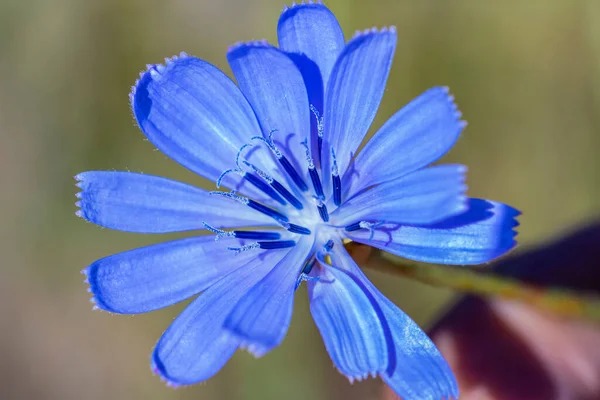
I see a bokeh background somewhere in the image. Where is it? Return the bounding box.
[1,0,599,399]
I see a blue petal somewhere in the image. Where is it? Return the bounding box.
[329,246,459,400]
[85,236,265,314]
[344,87,466,199]
[223,237,313,355]
[131,54,266,195]
[278,2,344,99]
[75,171,275,233]
[308,265,389,380]
[321,28,397,186]
[277,3,344,160]
[227,42,310,143]
[378,296,459,400]
[332,165,467,226]
[346,198,520,265]
[152,249,289,386]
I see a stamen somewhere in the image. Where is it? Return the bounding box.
[344,222,362,232]
[243,173,287,206]
[309,105,324,139]
[216,168,243,188]
[313,239,335,267]
[228,242,261,254]
[279,221,312,235]
[210,191,288,222]
[310,104,324,164]
[232,230,282,240]
[228,239,299,254]
[295,273,320,289]
[310,169,325,199]
[332,175,342,206]
[279,156,309,192]
[257,240,296,250]
[203,222,281,241]
[360,221,384,229]
[247,199,289,222]
[251,130,308,192]
[216,144,253,188]
[331,147,339,176]
[300,139,315,169]
[315,198,329,222]
[300,138,315,169]
[235,144,253,169]
[202,222,235,241]
[272,180,304,209]
[360,221,384,241]
[331,148,342,206]
[209,190,249,204]
[295,258,319,290]
[243,161,273,184]
[310,168,325,199]
[217,145,286,205]
[244,161,304,210]
[344,221,383,241]
[303,258,317,275]
[251,129,282,157]
[315,245,330,266]
[301,139,324,199]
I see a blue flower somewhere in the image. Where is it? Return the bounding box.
[76,2,519,399]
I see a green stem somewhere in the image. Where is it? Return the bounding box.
[356,245,600,323]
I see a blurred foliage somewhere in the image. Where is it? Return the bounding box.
[1,0,599,399]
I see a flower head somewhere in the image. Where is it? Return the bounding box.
[76,2,519,399]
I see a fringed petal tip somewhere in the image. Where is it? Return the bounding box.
[227,40,272,55]
[74,204,84,219]
[345,371,378,385]
[238,340,269,358]
[74,173,85,187]
[510,209,521,229]
[74,173,100,223]
[74,174,88,219]
[81,264,118,313]
[453,165,469,204]
[491,202,521,257]
[505,203,522,218]
[453,165,469,206]
[85,289,101,312]
[222,324,273,359]
[86,295,102,311]
[151,341,223,389]
[151,356,183,389]
[453,163,468,176]
[505,206,521,254]
[281,0,324,13]
[338,365,453,393]
[352,25,397,39]
[382,373,460,400]
[81,266,91,283]
[438,86,468,128]
[129,52,191,104]
[74,174,85,208]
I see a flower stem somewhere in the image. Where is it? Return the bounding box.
[347,242,600,324]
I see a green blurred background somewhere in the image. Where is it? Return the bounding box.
[1,0,599,399]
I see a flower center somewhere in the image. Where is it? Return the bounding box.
[204,127,344,261]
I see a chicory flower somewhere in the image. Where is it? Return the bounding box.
[76,2,519,399]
